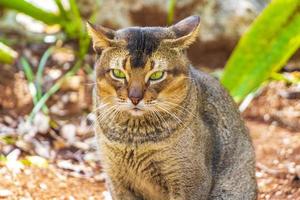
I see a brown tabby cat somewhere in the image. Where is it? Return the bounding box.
[87,16,257,200]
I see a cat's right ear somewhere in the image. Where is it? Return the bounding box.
[161,16,200,49]
[86,22,116,53]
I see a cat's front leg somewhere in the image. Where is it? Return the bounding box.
[167,170,212,200]
[107,178,142,200]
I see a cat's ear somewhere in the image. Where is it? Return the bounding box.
[162,15,200,49]
[86,22,117,53]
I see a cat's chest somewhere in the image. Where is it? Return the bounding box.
[104,145,169,199]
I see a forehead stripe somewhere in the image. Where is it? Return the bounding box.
[126,29,160,68]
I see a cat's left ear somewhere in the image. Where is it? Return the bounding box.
[86,22,117,53]
[162,15,200,49]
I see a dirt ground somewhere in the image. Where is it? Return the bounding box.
[0,119,299,200]
[248,120,300,200]
[0,166,105,200]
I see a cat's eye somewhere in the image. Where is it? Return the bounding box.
[111,69,126,79]
[149,71,164,81]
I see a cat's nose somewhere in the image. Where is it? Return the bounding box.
[128,86,144,105]
[130,96,142,105]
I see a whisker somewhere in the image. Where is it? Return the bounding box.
[84,82,97,86]
[155,103,194,135]
[151,108,171,133]
[182,75,196,82]
[161,100,198,119]
[155,104,184,127]
[89,105,118,130]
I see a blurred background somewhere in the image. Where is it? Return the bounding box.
[0,0,299,199]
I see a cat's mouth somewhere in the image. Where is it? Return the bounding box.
[128,107,144,116]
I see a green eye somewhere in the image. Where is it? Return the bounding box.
[149,71,164,81]
[112,69,126,79]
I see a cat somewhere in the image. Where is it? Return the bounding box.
[87,15,257,200]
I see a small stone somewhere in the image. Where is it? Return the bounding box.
[94,172,107,182]
[33,140,50,158]
[0,189,13,197]
[17,121,37,141]
[60,124,77,144]
[73,141,89,150]
[3,116,14,125]
[61,76,82,91]
[39,183,48,190]
[69,92,78,103]
[6,149,21,161]
[83,152,98,162]
[33,112,50,134]
[68,196,76,200]
[26,156,48,168]
[102,191,112,200]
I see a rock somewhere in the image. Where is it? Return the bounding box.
[6,148,21,161]
[60,124,77,144]
[33,112,50,134]
[96,0,269,40]
[0,189,13,197]
[83,151,99,162]
[102,191,112,200]
[73,141,89,150]
[33,139,51,158]
[26,156,48,168]
[6,160,24,173]
[17,120,37,141]
[39,183,48,190]
[61,76,82,91]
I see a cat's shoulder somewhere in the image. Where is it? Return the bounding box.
[189,66,234,103]
[190,66,223,91]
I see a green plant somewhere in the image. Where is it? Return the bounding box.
[167,0,176,25]
[221,0,300,103]
[0,0,97,119]
[29,60,83,120]
[0,42,17,63]
[20,46,85,121]
[21,47,54,114]
[0,0,91,59]
[0,0,83,39]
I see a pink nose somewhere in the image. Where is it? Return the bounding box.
[130,96,142,105]
[128,81,144,106]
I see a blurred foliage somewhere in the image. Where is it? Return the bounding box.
[221,0,300,103]
[0,41,17,63]
[0,0,92,62]
[271,72,300,84]
[29,60,83,120]
[0,135,16,145]
[167,0,176,25]
[0,0,85,40]
[0,0,95,119]
[21,48,54,114]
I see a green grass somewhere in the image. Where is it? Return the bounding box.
[21,47,55,115]
[29,60,83,121]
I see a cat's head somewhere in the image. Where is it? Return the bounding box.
[88,16,200,117]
